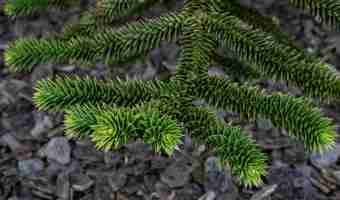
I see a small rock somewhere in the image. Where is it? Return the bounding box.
[72,144,104,163]
[256,117,273,131]
[30,64,53,86]
[0,134,20,149]
[144,174,158,192]
[70,173,94,192]
[18,159,44,177]
[0,133,32,160]
[208,67,226,77]
[267,166,316,200]
[142,62,157,80]
[160,161,192,188]
[125,140,153,162]
[104,151,121,166]
[215,110,227,121]
[310,177,331,194]
[45,160,67,179]
[250,184,277,200]
[204,157,238,200]
[122,176,142,195]
[45,137,71,165]
[182,133,193,150]
[150,155,171,170]
[116,192,129,200]
[192,98,207,106]
[30,114,53,138]
[0,44,8,50]
[198,191,216,200]
[56,172,70,199]
[330,170,340,185]
[205,157,229,192]
[159,42,179,72]
[130,162,148,176]
[310,143,340,168]
[176,183,204,199]
[94,175,115,200]
[154,181,172,199]
[205,157,221,173]
[22,176,55,199]
[57,65,76,72]
[107,171,127,191]
[32,190,54,200]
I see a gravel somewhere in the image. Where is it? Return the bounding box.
[44,137,72,165]
[1,0,340,199]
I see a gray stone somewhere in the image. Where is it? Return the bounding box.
[310,143,340,168]
[125,140,153,162]
[30,64,53,86]
[256,117,273,131]
[250,184,277,200]
[192,98,207,106]
[72,143,104,163]
[1,133,22,151]
[30,114,53,138]
[142,62,157,80]
[198,191,216,200]
[176,183,204,199]
[103,151,121,166]
[205,157,221,173]
[154,181,172,199]
[45,137,71,165]
[45,160,67,179]
[18,159,44,177]
[56,172,70,199]
[94,174,115,200]
[204,157,238,200]
[70,173,94,192]
[0,44,8,50]
[331,170,340,184]
[107,172,127,191]
[0,133,32,159]
[208,67,226,77]
[160,161,192,188]
[267,166,317,200]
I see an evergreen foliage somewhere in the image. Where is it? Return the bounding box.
[3,0,340,187]
[4,0,75,16]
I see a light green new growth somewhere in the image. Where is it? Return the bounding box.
[4,0,340,187]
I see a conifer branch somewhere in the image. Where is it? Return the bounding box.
[135,99,267,186]
[289,0,340,31]
[211,50,261,82]
[206,12,340,100]
[62,0,160,39]
[175,15,215,85]
[4,37,97,72]
[208,127,267,187]
[4,0,340,188]
[195,76,337,153]
[213,0,301,49]
[4,0,76,16]
[64,103,115,138]
[61,10,106,41]
[33,76,177,111]
[4,12,185,71]
[95,11,185,64]
[64,102,182,154]
[96,0,159,22]
[183,106,267,187]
